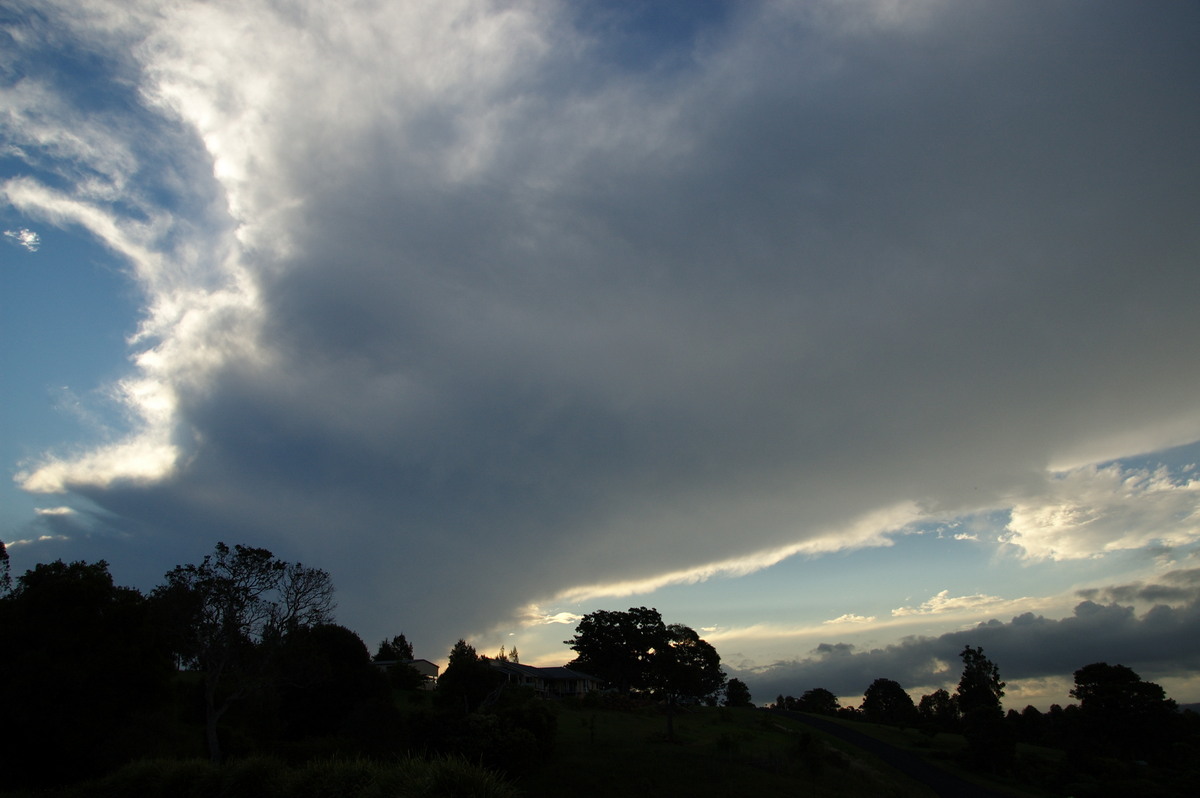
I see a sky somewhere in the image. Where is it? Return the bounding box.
[3,0,1199,710]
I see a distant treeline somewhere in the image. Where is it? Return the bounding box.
[771,646,1200,792]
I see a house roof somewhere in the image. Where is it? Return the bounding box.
[372,658,439,671]
[490,661,598,682]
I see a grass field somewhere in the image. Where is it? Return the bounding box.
[790,712,1063,797]
[514,704,944,797]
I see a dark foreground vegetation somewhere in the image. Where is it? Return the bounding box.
[2,540,1198,797]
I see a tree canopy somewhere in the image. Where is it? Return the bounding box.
[438,639,502,712]
[0,560,172,787]
[798,687,841,716]
[276,623,391,741]
[374,633,414,662]
[917,687,960,732]
[956,646,1013,772]
[652,623,726,703]
[724,678,753,708]
[0,539,10,595]
[861,678,917,725]
[956,645,1005,717]
[564,606,667,694]
[1070,662,1177,716]
[1070,662,1180,761]
[564,607,725,704]
[154,542,335,761]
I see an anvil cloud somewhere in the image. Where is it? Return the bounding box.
[4,0,1199,703]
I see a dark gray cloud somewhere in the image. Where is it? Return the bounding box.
[7,0,1200,662]
[1078,569,1200,606]
[739,588,1200,706]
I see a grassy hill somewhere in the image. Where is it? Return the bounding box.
[516,703,971,798]
[519,703,1200,798]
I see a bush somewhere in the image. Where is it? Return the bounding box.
[489,690,558,757]
[417,712,542,776]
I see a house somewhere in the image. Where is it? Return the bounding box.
[489,660,601,698]
[373,658,439,690]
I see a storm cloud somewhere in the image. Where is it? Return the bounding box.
[5,0,1200,661]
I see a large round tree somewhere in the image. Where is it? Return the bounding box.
[1070,662,1179,762]
[565,607,726,704]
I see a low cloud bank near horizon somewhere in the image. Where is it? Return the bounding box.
[738,569,1200,705]
[4,0,1200,659]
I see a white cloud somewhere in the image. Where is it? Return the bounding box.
[892,590,1010,617]
[34,507,75,516]
[19,436,180,493]
[1004,464,1200,560]
[824,614,876,625]
[3,228,40,251]
[550,502,922,604]
[523,609,583,627]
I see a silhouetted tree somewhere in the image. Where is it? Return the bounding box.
[276,623,392,742]
[957,645,1004,715]
[0,559,173,787]
[565,607,724,706]
[724,678,753,707]
[1070,662,1179,762]
[1046,702,1086,751]
[374,632,414,662]
[373,633,428,689]
[0,539,10,595]
[651,623,726,703]
[154,542,335,762]
[798,687,841,715]
[565,606,666,694]
[956,645,1013,773]
[438,639,502,712]
[566,607,724,740]
[491,644,521,663]
[650,623,726,739]
[1012,704,1045,745]
[918,687,960,733]
[861,678,918,726]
